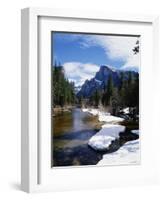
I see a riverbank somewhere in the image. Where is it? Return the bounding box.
[82,108,140,165]
[97,138,140,165]
[82,108,124,123]
[53,106,74,117]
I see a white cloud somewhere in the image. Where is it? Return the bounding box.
[61,34,140,86]
[121,53,140,71]
[63,62,99,86]
[79,35,140,70]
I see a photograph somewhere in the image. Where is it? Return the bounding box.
[52,32,140,167]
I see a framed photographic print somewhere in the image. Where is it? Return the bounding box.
[21,8,159,193]
[52,31,140,167]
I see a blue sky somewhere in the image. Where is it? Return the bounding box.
[52,32,140,86]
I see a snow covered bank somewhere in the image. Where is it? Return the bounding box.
[82,108,88,112]
[88,124,125,151]
[98,112,124,123]
[82,108,99,116]
[82,108,124,123]
[97,139,140,165]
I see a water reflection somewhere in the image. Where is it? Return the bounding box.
[53,108,103,166]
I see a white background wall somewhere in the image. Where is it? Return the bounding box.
[0,0,162,199]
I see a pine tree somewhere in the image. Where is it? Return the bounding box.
[94,89,100,107]
[52,63,75,107]
[105,76,114,106]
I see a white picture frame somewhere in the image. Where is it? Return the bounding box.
[21,7,159,193]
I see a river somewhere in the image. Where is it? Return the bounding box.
[52,108,103,167]
[52,108,139,167]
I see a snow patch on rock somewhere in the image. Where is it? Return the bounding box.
[95,78,102,85]
[131,130,139,135]
[88,124,125,151]
[121,107,130,114]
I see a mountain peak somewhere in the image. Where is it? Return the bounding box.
[100,65,109,69]
[100,65,117,72]
[77,65,138,98]
[95,65,114,81]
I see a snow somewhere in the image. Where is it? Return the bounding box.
[95,78,102,85]
[131,130,139,135]
[89,109,99,116]
[82,108,124,123]
[82,107,140,165]
[82,108,89,112]
[98,112,124,123]
[98,139,140,165]
[82,108,99,116]
[122,107,130,114]
[88,124,125,151]
[120,107,129,114]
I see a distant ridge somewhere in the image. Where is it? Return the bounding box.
[77,65,138,98]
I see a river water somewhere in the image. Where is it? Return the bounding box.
[52,108,103,167]
[52,108,139,167]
